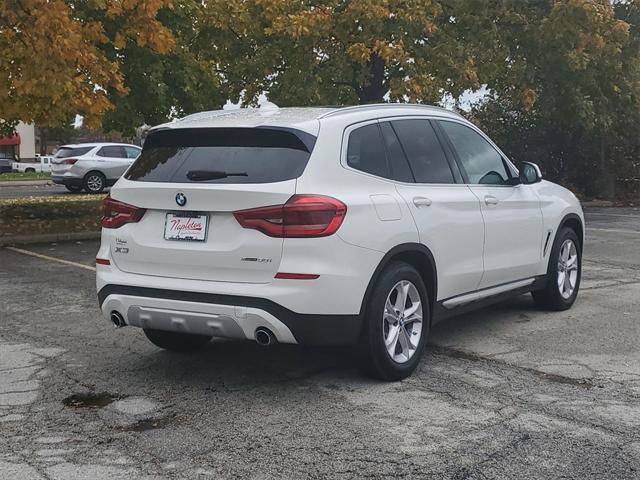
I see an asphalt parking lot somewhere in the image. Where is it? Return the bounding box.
[1,207,639,479]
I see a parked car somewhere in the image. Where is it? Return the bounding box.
[51,143,141,193]
[12,155,53,173]
[96,104,584,380]
[0,152,14,174]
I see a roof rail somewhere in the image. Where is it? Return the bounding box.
[317,103,465,120]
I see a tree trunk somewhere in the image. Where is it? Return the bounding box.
[39,128,47,155]
[358,54,387,104]
[595,135,616,199]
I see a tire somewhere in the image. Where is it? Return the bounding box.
[65,185,83,193]
[143,329,212,352]
[360,261,430,381]
[532,227,581,311]
[25,168,35,173]
[83,171,106,193]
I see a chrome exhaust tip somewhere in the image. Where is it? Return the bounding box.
[110,311,126,328]
[255,327,276,346]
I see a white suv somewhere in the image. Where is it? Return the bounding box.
[51,143,141,193]
[96,105,584,380]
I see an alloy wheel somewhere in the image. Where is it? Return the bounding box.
[557,239,579,299]
[86,175,103,192]
[383,280,423,364]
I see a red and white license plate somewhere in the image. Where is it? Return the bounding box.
[164,213,208,241]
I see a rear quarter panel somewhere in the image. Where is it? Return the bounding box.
[297,117,419,254]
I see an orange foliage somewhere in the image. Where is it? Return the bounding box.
[0,0,173,132]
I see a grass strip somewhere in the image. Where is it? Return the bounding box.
[0,172,52,181]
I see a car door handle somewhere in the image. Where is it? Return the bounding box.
[413,197,432,208]
[484,195,499,206]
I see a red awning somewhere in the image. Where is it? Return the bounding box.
[0,134,20,146]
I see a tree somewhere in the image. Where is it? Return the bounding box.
[0,0,174,136]
[471,0,640,198]
[100,1,225,136]
[199,0,505,106]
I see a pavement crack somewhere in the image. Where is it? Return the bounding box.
[431,345,595,389]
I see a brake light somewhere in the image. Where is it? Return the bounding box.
[101,195,146,229]
[234,195,347,238]
[61,158,78,165]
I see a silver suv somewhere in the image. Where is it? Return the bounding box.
[51,143,141,193]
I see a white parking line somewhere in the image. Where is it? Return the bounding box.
[585,212,640,218]
[587,227,640,235]
[5,246,96,272]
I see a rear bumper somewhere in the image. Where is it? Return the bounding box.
[52,174,118,187]
[98,285,362,345]
[52,175,83,187]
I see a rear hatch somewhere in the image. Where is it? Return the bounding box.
[108,127,316,284]
[51,145,94,174]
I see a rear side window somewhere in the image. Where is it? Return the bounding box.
[346,124,389,178]
[391,120,454,184]
[126,128,314,184]
[379,122,414,182]
[54,146,93,158]
[97,146,127,158]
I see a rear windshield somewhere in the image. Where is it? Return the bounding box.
[126,128,316,184]
[54,146,94,158]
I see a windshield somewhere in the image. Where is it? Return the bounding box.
[126,128,316,184]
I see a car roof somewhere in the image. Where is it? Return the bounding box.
[58,143,140,149]
[150,104,465,136]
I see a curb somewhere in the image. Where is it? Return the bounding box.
[0,231,100,247]
[0,180,53,187]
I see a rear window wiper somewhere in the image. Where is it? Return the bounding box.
[186,170,249,181]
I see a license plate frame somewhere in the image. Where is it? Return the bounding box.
[164,212,208,242]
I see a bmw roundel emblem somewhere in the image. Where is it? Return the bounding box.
[175,193,187,207]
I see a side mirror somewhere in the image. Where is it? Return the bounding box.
[519,162,542,184]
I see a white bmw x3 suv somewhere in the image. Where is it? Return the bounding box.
[96,104,584,380]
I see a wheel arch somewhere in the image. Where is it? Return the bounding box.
[359,243,438,324]
[558,213,584,251]
[83,170,107,191]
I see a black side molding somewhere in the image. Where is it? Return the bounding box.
[432,275,547,324]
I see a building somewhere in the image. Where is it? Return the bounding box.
[0,122,36,160]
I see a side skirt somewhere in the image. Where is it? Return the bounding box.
[432,275,547,325]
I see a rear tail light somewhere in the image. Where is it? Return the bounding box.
[61,158,78,165]
[101,195,146,229]
[234,194,347,238]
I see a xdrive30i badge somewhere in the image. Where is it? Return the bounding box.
[241,257,273,263]
[175,193,187,207]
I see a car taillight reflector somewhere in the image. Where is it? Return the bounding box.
[96,258,111,265]
[275,272,320,280]
[61,158,78,165]
[101,195,146,229]
[234,194,347,238]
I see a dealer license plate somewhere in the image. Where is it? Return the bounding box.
[164,213,208,241]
